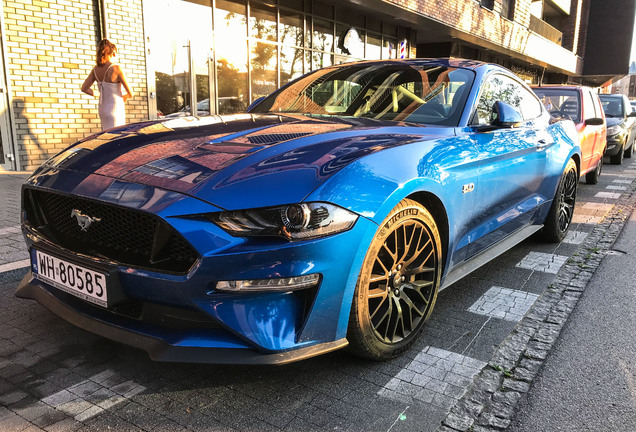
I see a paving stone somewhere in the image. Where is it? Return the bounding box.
[31,407,68,429]
[443,410,474,430]
[44,418,82,432]
[0,389,29,405]
[0,412,33,431]
[476,412,511,429]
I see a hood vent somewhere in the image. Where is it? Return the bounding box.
[247,132,311,145]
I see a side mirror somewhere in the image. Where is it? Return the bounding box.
[584,117,604,126]
[492,101,522,128]
[246,96,266,112]
[628,111,636,118]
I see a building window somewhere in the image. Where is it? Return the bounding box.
[480,0,494,10]
[501,0,515,20]
[146,0,416,117]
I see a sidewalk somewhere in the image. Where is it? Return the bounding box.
[0,173,31,283]
[508,207,636,431]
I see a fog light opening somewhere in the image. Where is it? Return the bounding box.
[216,273,321,292]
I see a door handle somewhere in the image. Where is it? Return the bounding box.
[537,139,549,149]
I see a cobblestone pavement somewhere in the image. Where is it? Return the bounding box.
[0,173,30,283]
[1,160,635,432]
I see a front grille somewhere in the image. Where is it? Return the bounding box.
[23,188,198,274]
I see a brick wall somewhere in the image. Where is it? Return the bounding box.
[2,0,147,171]
[386,0,575,64]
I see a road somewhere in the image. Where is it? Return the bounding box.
[1,157,635,432]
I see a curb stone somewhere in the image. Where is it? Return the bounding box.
[436,180,636,432]
[0,267,28,284]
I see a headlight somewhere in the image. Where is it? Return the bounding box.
[216,274,321,292]
[208,202,358,240]
[607,125,626,138]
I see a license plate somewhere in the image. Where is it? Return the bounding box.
[31,249,108,307]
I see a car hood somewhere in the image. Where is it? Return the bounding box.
[37,114,444,210]
[605,117,625,128]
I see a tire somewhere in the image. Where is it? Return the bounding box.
[625,139,634,158]
[585,157,602,185]
[610,143,624,165]
[347,199,442,360]
[539,159,578,243]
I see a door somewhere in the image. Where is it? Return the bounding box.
[144,0,215,119]
[583,88,605,166]
[467,74,548,258]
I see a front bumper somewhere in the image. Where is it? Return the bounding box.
[16,273,347,364]
[605,135,626,156]
[18,178,378,363]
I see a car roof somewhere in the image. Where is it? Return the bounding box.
[323,58,494,71]
[530,85,590,91]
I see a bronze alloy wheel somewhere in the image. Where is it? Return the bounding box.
[348,199,442,359]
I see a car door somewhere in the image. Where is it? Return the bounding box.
[622,95,636,148]
[586,89,606,162]
[467,73,548,258]
[576,88,596,173]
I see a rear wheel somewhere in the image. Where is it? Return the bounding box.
[585,157,602,185]
[539,159,578,243]
[347,199,442,360]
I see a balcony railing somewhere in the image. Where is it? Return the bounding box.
[529,15,563,45]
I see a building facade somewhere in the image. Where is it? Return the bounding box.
[0,0,633,171]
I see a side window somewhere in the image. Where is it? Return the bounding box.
[592,92,603,119]
[583,90,597,120]
[475,74,542,124]
[517,87,543,120]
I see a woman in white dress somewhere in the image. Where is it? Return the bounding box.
[81,39,134,130]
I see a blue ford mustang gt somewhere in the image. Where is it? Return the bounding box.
[17,59,580,364]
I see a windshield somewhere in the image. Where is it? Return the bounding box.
[532,88,581,123]
[250,63,475,126]
[599,95,624,118]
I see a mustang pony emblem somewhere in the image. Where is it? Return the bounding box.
[70,209,101,231]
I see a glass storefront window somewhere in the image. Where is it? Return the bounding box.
[250,1,277,41]
[382,39,396,59]
[281,45,304,86]
[146,0,213,117]
[251,41,278,101]
[280,10,304,47]
[216,0,248,113]
[335,23,364,58]
[146,0,415,116]
[366,34,382,60]
[309,51,332,71]
[313,18,333,52]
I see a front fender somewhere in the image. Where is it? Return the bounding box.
[305,134,481,277]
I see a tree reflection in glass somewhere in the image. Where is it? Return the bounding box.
[215,0,248,114]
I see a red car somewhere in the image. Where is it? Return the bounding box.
[532,85,607,184]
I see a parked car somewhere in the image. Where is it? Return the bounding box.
[165,98,210,118]
[166,97,246,118]
[17,59,580,364]
[598,94,636,164]
[532,85,606,184]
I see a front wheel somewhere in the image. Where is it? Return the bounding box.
[539,159,578,243]
[624,139,634,158]
[347,199,442,360]
[611,143,624,165]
